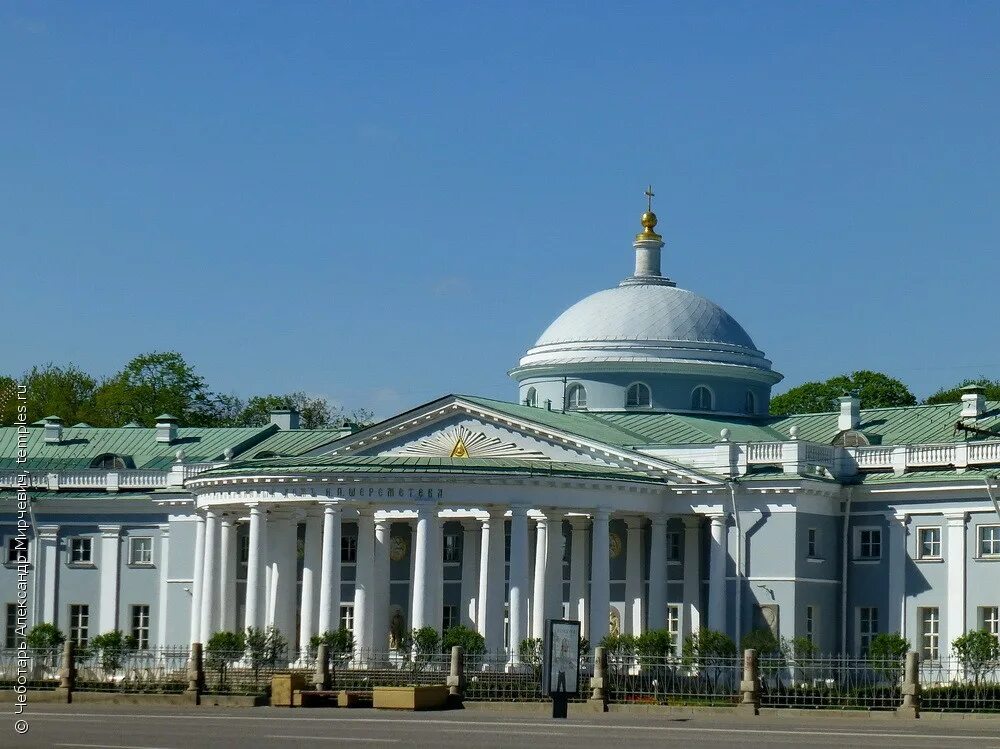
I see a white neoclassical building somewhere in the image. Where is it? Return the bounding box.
[4,201,1000,664]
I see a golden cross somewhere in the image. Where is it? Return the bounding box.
[645,185,654,212]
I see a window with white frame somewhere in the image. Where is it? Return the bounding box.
[69,604,90,647]
[6,536,28,565]
[805,605,816,646]
[340,604,355,633]
[979,525,1000,557]
[919,607,940,661]
[566,384,587,410]
[666,604,681,654]
[979,607,999,641]
[856,528,881,560]
[131,604,150,649]
[807,529,818,558]
[625,383,651,408]
[917,527,942,559]
[858,607,878,656]
[341,536,357,563]
[442,534,460,563]
[745,390,756,415]
[128,537,153,566]
[442,605,458,632]
[5,603,16,648]
[691,386,713,411]
[666,531,681,563]
[69,537,93,564]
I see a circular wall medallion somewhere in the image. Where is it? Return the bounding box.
[390,536,408,561]
[609,532,622,559]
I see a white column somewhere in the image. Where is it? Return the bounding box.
[37,525,59,626]
[476,515,490,634]
[647,515,667,631]
[483,508,507,652]
[682,516,702,640]
[412,508,433,631]
[589,509,611,646]
[945,512,968,656]
[299,512,323,653]
[431,513,444,634]
[156,524,171,647]
[190,516,205,644]
[460,520,480,629]
[886,513,909,636]
[269,514,297,641]
[531,517,548,639]
[317,504,342,635]
[244,505,264,632]
[708,514,728,634]
[97,524,122,635]
[199,510,218,642]
[372,518,392,651]
[218,516,236,633]
[508,505,530,661]
[353,509,375,656]
[568,518,589,637]
[544,512,564,624]
[624,516,644,636]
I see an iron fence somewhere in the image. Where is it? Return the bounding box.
[919,658,1000,713]
[758,655,902,710]
[73,646,189,693]
[0,648,61,690]
[606,653,741,706]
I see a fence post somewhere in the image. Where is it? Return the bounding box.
[738,648,760,716]
[589,646,608,712]
[898,651,920,718]
[187,642,204,705]
[56,641,75,703]
[446,646,465,705]
[314,644,330,691]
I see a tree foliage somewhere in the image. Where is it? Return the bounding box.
[441,624,486,655]
[740,628,780,655]
[925,378,1000,406]
[951,629,1000,684]
[769,370,916,416]
[25,623,65,651]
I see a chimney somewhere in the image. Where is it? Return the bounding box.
[543,399,552,411]
[43,416,63,444]
[960,385,986,419]
[270,408,300,430]
[837,395,860,431]
[155,414,178,444]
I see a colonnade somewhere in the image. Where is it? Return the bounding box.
[189,503,733,658]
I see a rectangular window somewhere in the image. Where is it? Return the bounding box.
[917,527,942,559]
[805,605,816,645]
[979,525,1000,557]
[5,603,16,648]
[666,532,681,563]
[666,604,681,654]
[128,537,153,566]
[70,538,93,564]
[442,605,458,631]
[858,607,879,656]
[6,536,28,564]
[442,534,460,563]
[341,537,357,564]
[239,535,250,565]
[131,604,150,649]
[807,529,818,558]
[979,606,999,641]
[69,604,90,647]
[340,604,355,633]
[919,607,940,662]
[857,528,882,560]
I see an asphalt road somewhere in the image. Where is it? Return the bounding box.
[8,705,1000,749]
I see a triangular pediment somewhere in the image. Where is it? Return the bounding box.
[308,395,721,486]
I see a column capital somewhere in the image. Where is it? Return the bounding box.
[649,513,668,527]
[682,514,702,530]
[37,524,60,541]
[374,517,392,531]
[98,524,122,538]
[158,523,171,536]
[624,515,645,530]
[706,513,729,527]
[460,518,480,532]
[568,515,590,530]
[888,512,910,527]
[945,511,968,527]
[219,514,235,527]
[591,507,611,522]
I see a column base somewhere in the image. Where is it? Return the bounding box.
[735,700,759,716]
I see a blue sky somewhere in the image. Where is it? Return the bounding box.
[3,2,999,417]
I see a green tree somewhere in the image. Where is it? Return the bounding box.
[925,378,1000,406]
[741,628,781,655]
[441,624,486,655]
[12,364,97,426]
[769,370,916,416]
[309,628,355,667]
[682,629,737,661]
[599,632,636,655]
[0,376,19,425]
[205,631,245,690]
[25,623,65,651]
[243,626,288,684]
[88,630,139,679]
[867,632,908,683]
[951,629,1000,684]
[235,392,375,430]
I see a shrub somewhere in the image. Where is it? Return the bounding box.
[205,631,245,688]
[244,626,287,682]
[25,623,65,651]
[741,628,780,655]
[441,624,486,655]
[868,632,908,682]
[519,638,542,676]
[309,627,354,664]
[952,629,1000,684]
[600,633,636,655]
[89,630,139,677]
[682,629,737,661]
[635,629,674,660]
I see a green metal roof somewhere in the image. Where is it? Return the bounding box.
[856,467,1000,484]
[0,425,276,471]
[195,455,665,484]
[241,428,352,459]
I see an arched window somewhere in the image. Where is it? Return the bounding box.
[625,382,651,408]
[691,386,713,411]
[566,384,587,410]
[745,391,756,415]
[524,387,537,407]
[90,453,130,470]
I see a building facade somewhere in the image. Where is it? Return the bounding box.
[3,206,1000,664]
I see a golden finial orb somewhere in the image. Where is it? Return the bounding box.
[636,185,662,241]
